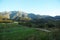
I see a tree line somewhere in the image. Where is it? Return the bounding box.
[18,18,60,29]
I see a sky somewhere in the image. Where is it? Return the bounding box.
[0,0,60,16]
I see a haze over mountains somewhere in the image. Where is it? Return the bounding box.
[0,11,60,21]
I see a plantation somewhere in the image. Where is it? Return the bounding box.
[0,23,54,40]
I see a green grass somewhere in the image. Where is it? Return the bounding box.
[0,23,53,40]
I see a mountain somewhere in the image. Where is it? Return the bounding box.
[28,13,37,20]
[0,11,60,21]
[0,12,10,19]
[54,16,60,20]
[10,11,18,20]
[28,13,55,20]
[10,11,28,20]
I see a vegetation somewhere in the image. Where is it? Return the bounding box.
[0,14,60,40]
[0,23,53,40]
[0,15,13,23]
[18,18,60,29]
[0,23,60,40]
[0,20,13,23]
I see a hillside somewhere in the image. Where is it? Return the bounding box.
[0,23,53,40]
[0,11,60,21]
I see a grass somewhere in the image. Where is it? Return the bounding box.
[0,23,53,40]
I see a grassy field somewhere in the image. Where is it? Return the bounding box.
[0,23,53,40]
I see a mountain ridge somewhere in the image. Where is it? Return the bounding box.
[0,11,60,21]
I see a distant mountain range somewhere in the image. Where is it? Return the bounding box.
[0,11,60,21]
[28,13,60,20]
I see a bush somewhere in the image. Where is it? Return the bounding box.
[0,20,13,23]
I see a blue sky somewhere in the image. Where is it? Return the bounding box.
[0,0,60,16]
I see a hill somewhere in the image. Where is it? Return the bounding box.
[0,11,60,21]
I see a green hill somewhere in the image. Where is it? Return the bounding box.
[0,23,53,40]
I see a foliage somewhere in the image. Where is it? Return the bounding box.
[0,23,53,40]
[18,18,60,28]
[0,20,13,23]
[52,29,60,40]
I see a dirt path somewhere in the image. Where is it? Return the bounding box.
[33,28,51,32]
